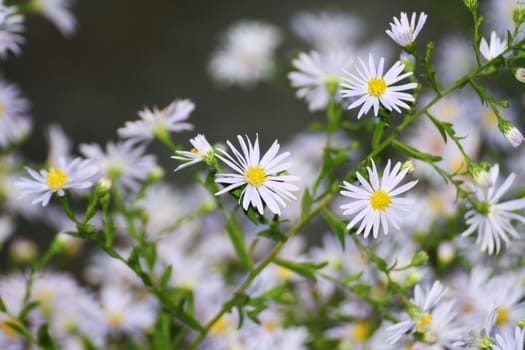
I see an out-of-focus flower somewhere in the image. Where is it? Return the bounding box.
[340,159,418,238]
[462,164,525,254]
[485,0,520,38]
[0,80,32,149]
[215,135,299,215]
[385,11,428,47]
[480,31,507,61]
[493,326,525,350]
[290,11,362,51]
[46,124,72,167]
[208,20,282,87]
[80,140,157,194]
[436,36,477,86]
[172,134,214,171]
[0,3,24,58]
[118,99,194,145]
[288,50,352,111]
[31,0,76,37]
[340,54,417,119]
[16,157,98,206]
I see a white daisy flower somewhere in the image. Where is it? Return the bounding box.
[340,159,418,239]
[0,80,32,149]
[340,54,417,119]
[288,50,353,111]
[493,326,525,350]
[208,20,282,87]
[80,140,157,194]
[215,135,299,215]
[462,164,525,254]
[32,0,76,37]
[172,134,214,171]
[480,31,507,61]
[118,99,194,145]
[15,157,98,206]
[290,11,362,51]
[0,3,24,58]
[386,11,428,47]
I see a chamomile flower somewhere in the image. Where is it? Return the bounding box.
[340,54,417,119]
[15,157,97,206]
[215,135,299,216]
[0,3,24,58]
[461,164,525,254]
[32,0,76,37]
[172,134,214,171]
[288,50,352,111]
[340,159,418,239]
[385,11,428,47]
[480,31,507,61]
[118,99,194,145]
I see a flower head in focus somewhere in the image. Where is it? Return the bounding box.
[118,99,194,145]
[288,50,352,111]
[480,30,507,61]
[340,159,418,238]
[462,164,525,254]
[15,157,98,206]
[386,11,428,47]
[208,20,282,87]
[215,135,299,215]
[0,3,24,58]
[340,54,417,119]
[172,134,214,171]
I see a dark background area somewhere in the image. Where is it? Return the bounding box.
[3,0,467,165]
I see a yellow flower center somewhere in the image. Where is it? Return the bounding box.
[245,166,266,187]
[263,319,279,333]
[367,78,387,97]
[210,315,229,336]
[370,190,391,211]
[107,311,124,327]
[0,102,5,118]
[416,312,432,333]
[190,148,200,155]
[46,169,68,190]
[276,266,293,281]
[496,307,509,326]
[352,320,370,342]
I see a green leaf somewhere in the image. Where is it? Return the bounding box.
[160,302,203,331]
[226,217,254,271]
[256,227,287,242]
[160,265,173,290]
[392,140,442,162]
[342,271,364,285]
[273,258,327,282]
[37,324,57,350]
[300,188,312,219]
[0,296,6,312]
[372,121,386,148]
[321,208,346,250]
[127,246,141,272]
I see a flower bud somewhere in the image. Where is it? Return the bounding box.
[515,68,525,83]
[410,250,429,267]
[437,242,456,265]
[468,161,491,187]
[463,0,478,11]
[514,3,525,27]
[498,118,525,147]
[9,238,38,264]
[96,177,112,195]
[324,75,340,96]
[401,160,416,174]
[149,165,165,182]
[400,52,416,73]
[519,318,525,329]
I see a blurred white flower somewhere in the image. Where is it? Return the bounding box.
[118,99,194,145]
[493,326,525,350]
[290,11,362,51]
[46,124,72,167]
[208,20,282,87]
[385,11,428,47]
[0,3,24,58]
[340,54,417,119]
[16,157,98,206]
[480,31,507,61]
[462,164,525,254]
[288,50,352,111]
[0,80,32,149]
[32,0,76,37]
[80,140,157,194]
[215,135,299,215]
[436,36,476,86]
[340,159,418,238]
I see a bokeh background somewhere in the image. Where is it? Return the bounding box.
[3,0,468,169]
